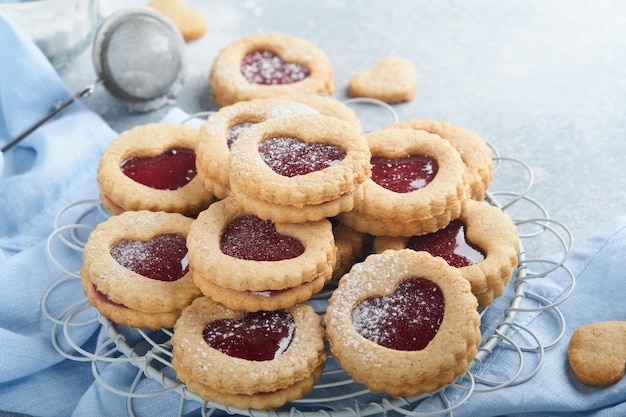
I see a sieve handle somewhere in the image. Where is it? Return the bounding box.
[1,82,99,153]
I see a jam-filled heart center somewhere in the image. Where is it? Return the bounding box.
[227,122,255,149]
[259,137,346,177]
[370,154,438,193]
[241,49,310,85]
[220,215,305,261]
[120,148,196,190]
[406,219,485,268]
[203,310,296,361]
[111,233,189,282]
[352,277,445,351]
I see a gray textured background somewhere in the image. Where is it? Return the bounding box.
[58,0,626,247]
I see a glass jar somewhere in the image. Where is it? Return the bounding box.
[0,0,99,69]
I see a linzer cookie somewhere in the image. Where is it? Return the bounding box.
[171,297,326,410]
[338,128,468,237]
[229,113,371,223]
[325,249,481,397]
[374,199,519,306]
[196,95,361,200]
[97,123,215,217]
[81,211,201,329]
[186,197,336,311]
[386,119,493,200]
[209,33,334,107]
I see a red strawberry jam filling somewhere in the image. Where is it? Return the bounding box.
[406,220,485,268]
[259,137,346,177]
[248,288,290,297]
[111,233,189,282]
[120,148,197,190]
[203,310,296,361]
[352,277,445,351]
[93,284,126,308]
[227,122,255,149]
[241,49,310,85]
[370,154,438,193]
[221,215,305,261]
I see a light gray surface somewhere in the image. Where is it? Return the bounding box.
[57,0,626,248]
[3,1,622,415]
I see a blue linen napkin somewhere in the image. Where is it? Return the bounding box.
[2,10,626,417]
[457,216,626,417]
[0,12,116,416]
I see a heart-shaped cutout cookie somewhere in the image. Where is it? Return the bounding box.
[241,50,311,85]
[407,219,485,268]
[111,233,189,282]
[370,154,438,193]
[121,148,196,190]
[220,215,305,261]
[203,310,296,361]
[352,277,445,351]
[568,321,626,386]
[349,56,417,103]
[259,137,346,177]
[148,0,208,42]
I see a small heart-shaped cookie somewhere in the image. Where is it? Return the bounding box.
[148,0,207,42]
[568,321,626,386]
[348,56,417,103]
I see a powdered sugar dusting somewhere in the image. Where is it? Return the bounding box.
[268,103,318,118]
[203,310,296,361]
[227,122,254,148]
[351,278,445,351]
[259,137,346,177]
[110,233,189,282]
[241,49,310,85]
[220,215,304,261]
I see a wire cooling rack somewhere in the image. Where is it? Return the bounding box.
[42,103,574,417]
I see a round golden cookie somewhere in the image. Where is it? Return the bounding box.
[197,98,326,199]
[209,33,334,108]
[171,297,326,410]
[338,128,468,237]
[228,113,371,223]
[186,197,336,310]
[82,281,182,330]
[568,321,626,387]
[81,210,201,329]
[386,119,492,201]
[227,185,364,224]
[373,199,519,307]
[97,123,215,217]
[325,249,481,398]
[187,272,329,313]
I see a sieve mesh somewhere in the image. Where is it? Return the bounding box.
[4,7,186,152]
[93,7,186,111]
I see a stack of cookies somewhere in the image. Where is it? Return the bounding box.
[80,31,521,411]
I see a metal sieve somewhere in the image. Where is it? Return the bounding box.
[2,7,186,153]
